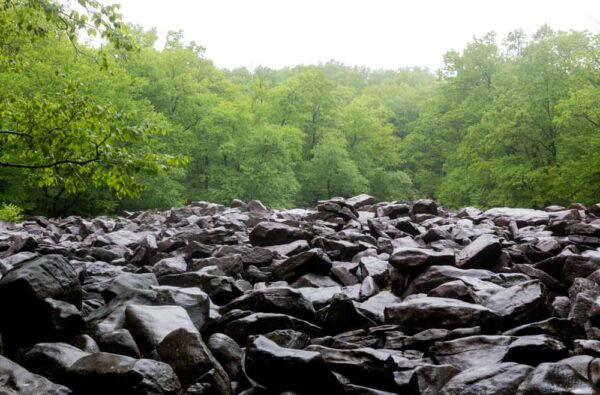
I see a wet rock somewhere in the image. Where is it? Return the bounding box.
[151,256,186,277]
[357,291,402,322]
[408,364,460,395]
[188,255,243,277]
[484,208,549,227]
[0,254,82,353]
[400,265,497,297]
[0,354,72,394]
[358,256,390,285]
[244,335,340,393]
[157,328,232,393]
[431,335,513,370]
[270,248,332,283]
[484,280,550,329]
[291,272,340,288]
[264,239,310,257]
[206,333,243,381]
[69,335,100,353]
[249,222,311,246]
[305,345,400,391]
[65,352,181,394]
[412,199,438,216]
[455,234,502,269]
[264,329,310,349]
[223,312,321,343]
[503,335,569,365]
[158,272,241,305]
[96,329,141,358]
[221,287,316,322]
[101,273,158,302]
[321,294,377,334]
[22,342,89,383]
[125,304,197,357]
[384,296,500,333]
[389,248,455,272]
[516,361,599,394]
[441,362,533,395]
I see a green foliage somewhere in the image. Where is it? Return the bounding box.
[0,203,24,222]
[2,0,599,216]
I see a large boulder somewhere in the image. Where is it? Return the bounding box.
[0,354,72,394]
[221,287,316,322]
[389,248,455,271]
[65,352,181,394]
[244,335,340,393]
[249,222,311,246]
[0,255,82,353]
[455,234,502,269]
[384,296,500,333]
[124,304,197,357]
[441,362,533,395]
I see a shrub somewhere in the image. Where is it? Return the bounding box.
[0,203,24,223]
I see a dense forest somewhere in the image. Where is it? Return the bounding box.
[1,0,599,219]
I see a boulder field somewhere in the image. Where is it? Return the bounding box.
[0,195,600,394]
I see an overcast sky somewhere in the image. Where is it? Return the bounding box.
[113,0,600,71]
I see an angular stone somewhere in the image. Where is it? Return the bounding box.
[0,254,82,353]
[96,329,141,358]
[384,296,500,333]
[151,256,186,277]
[517,362,599,394]
[249,222,310,246]
[456,234,502,269]
[264,329,310,349]
[306,345,400,391]
[321,294,376,335]
[408,364,460,395]
[0,354,72,394]
[270,248,332,283]
[412,199,438,216]
[291,273,340,288]
[101,273,158,302]
[357,291,402,323]
[389,248,455,271]
[359,256,391,286]
[244,335,339,393]
[157,328,232,393]
[125,304,197,357]
[206,333,243,381]
[503,335,569,366]
[431,335,513,370]
[441,362,533,395]
[65,352,180,394]
[401,265,497,297]
[221,287,315,322]
[484,280,550,329]
[22,342,89,383]
[223,312,321,343]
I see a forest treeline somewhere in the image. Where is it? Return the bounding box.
[1,0,599,218]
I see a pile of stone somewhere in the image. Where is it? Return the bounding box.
[0,195,600,394]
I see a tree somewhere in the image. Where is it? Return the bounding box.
[0,0,182,215]
[301,131,368,201]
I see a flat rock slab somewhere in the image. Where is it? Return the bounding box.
[384,296,500,333]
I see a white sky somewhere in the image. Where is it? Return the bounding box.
[113,0,600,71]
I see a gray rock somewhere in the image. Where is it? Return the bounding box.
[384,296,500,333]
[441,362,533,395]
[244,335,340,393]
[0,354,72,394]
[456,234,502,269]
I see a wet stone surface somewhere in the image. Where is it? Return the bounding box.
[0,195,599,393]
